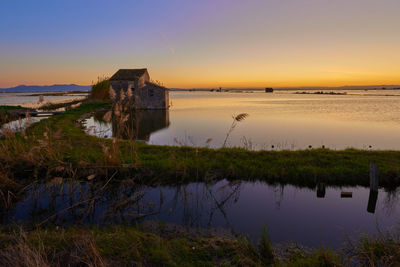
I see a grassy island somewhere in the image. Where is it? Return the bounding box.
[1,101,400,189]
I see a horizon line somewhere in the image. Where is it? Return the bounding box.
[1,83,400,90]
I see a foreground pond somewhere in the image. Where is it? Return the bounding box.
[84,90,400,150]
[0,116,48,135]
[3,179,399,249]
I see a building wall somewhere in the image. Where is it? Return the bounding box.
[165,89,169,110]
[136,83,168,109]
[110,79,169,109]
[138,72,150,88]
[110,80,136,102]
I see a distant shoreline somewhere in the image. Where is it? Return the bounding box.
[170,86,400,92]
[1,84,400,93]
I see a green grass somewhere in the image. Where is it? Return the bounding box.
[26,91,88,97]
[1,225,399,266]
[276,248,342,267]
[1,101,400,188]
[0,105,24,111]
[0,226,275,266]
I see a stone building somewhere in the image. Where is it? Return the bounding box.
[110,69,169,109]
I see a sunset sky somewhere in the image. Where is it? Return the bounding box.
[1,0,400,88]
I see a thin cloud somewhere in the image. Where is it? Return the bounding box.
[162,32,175,54]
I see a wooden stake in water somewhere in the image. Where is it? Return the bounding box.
[367,190,378,214]
[341,192,352,198]
[370,164,378,192]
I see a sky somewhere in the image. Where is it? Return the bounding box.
[1,0,400,88]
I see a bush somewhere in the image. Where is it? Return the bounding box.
[90,77,110,101]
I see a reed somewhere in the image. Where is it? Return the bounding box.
[222,113,249,148]
[89,77,110,101]
[342,225,400,266]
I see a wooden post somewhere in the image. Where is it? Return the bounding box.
[341,192,352,198]
[370,164,378,192]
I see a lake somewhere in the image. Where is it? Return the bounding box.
[2,179,399,249]
[0,92,87,108]
[85,90,400,150]
[3,90,400,249]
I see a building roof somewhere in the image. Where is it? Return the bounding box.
[144,81,168,90]
[110,69,148,81]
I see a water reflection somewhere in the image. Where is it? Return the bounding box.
[0,117,48,135]
[317,183,326,198]
[113,110,170,141]
[85,91,400,150]
[85,109,170,141]
[3,179,400,248]
[367,190,378,213]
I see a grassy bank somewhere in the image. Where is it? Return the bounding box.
[1,101,400,265]
[0,105,29,126]
[1,101,400,189]
[0,105,24,111]
[0,226,274,266]
[0,225,398,266]
[26,91,88,97]
[38,99,84,111]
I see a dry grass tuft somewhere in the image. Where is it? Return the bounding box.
[0,230,50,267]
[70,233,106,267]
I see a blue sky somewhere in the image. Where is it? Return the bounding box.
[1,0,400,88]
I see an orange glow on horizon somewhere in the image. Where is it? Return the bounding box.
[1,72,400,89]
[2,1,400,89]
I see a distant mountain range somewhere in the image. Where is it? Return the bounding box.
[0,84,91,93]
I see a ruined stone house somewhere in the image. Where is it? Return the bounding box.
[109,69,169,109]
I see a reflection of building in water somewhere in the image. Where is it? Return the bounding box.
[112,110,170,141]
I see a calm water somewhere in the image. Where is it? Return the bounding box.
[3,179,400,249]
[85,90,400,150]
[0,92,87,134]
[0,117,48,135]
[0,92,87,108]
